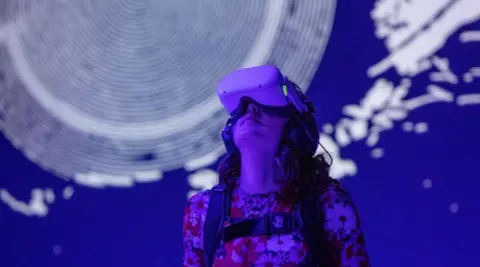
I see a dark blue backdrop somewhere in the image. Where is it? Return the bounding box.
[1,1,479,267]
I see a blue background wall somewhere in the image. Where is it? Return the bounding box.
[1,1,479,266]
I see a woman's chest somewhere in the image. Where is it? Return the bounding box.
[212,193,309,266]
[213,233,310,266]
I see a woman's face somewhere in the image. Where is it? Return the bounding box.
[233,101,289,154]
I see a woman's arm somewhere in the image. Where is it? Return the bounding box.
[183,193,208,267]
[321,181,370,267]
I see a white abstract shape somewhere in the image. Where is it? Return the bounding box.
[449,202,459,213]
[363,79,393,110]
[463,73,474,83]
[349,120,369,141]
[414,122,429,134]
[4,2,288,141]
[63,186,74,200]
[188,169,219,189]
[335,120,352,147]
[341,108,370,142]
[371,0,453,49]
[432,56,451,72]
[337,79,405,147]
[371,148,384,159]
[184,145,226,171]
[9,35,201,140]
[459,30,480,42]
[422,178,433,189]
[53,245,62,256]
[402,121,414,132]
[383,108,408,120]
[44,188,55,204]
[462,67,480,83]
[187,169,219,198]
[470,67,480,76]
[429,56,458,84]
[366,126,382,147]
[337,78,414,149]
[133,170,163,183]
[457,94,480,106]
[428,85,455,101]
[389,79,411,107]
[322,124,334,134]
[241,1,289,68]
[0,14,30,42]
[343,105,372,120]
[369,0,480,77]
[336,116,368,143]
[73,172,134,188]
[315,0,480,181]
[317,133,357,179]
[0,188,51,217]
[346,79,409,121]
[0,23,14,42]
[2,1,337,191]
[372,113,394,130]
[403,85,454,110]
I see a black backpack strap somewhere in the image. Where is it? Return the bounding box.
[203,184,231,267]
[223,213,301,242]
[300,193,335,267]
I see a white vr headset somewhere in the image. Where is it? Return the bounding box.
[217,65,312,117]
[216,65,319,156]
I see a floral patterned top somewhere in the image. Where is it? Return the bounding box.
[183,179,369,266]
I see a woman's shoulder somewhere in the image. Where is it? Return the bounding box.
[186,184,233,213]
[183,189,214,240]
[318,177,354,205]
[185,189,213,215]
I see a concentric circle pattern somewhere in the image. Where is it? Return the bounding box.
[0,0,336,186]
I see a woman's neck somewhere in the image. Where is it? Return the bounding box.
[239,150,283,194]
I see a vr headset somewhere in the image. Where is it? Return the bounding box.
[217,65,319,157]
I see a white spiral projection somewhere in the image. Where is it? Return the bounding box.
[0,1,337,190]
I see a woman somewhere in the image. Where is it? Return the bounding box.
[183,65,369,266]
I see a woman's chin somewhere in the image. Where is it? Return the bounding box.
[236,127,264,138]
[235,133,271,149]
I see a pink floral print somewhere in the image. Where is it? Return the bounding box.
[183,179,369,266]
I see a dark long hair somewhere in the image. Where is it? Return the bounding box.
[217,117,332,203]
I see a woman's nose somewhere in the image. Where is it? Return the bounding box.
[247,103,261,116]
